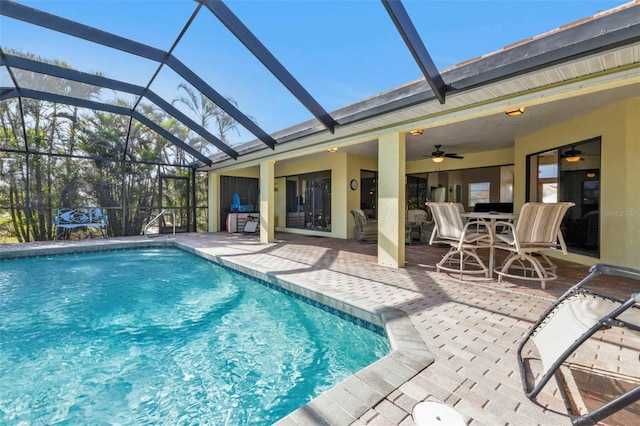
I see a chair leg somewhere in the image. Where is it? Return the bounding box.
[495,252,557,288]
[535,252,557,273]
[437,247,488,278]
[465,249,489,278]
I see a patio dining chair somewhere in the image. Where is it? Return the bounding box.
[517,263,640,426]
[426,202,492,279]
[427,202,465,245]
[493,202,574,289]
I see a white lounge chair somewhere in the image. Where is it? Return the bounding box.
[517,263,640,425]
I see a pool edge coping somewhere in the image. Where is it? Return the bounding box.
[1,238,435,425]
[177,242,435,425]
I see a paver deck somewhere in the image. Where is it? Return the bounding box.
[2,232,638,425]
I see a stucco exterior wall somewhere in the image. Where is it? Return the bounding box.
[515,98,640,268]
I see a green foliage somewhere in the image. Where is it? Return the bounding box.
[0,49,249,241]
[407,197,422,210]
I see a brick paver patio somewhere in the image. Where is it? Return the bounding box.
[2,232,638,425]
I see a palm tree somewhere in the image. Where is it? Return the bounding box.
[172,83,242,145]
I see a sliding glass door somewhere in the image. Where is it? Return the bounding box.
[527,137,601,257]
[285,170,332,231]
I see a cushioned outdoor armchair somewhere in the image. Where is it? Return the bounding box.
[407,209,433,242]
[350,209,377,242]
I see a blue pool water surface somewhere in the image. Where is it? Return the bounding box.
[0,248,389,425]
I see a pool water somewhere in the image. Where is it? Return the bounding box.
[0,248,389,425]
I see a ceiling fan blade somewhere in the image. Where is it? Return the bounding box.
[426,145,462,159]
[561,146,583,158]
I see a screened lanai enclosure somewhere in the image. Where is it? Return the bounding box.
[0,0,288,242]
[0,100,209,242]
[0,0,451,243]
[0,58,217,242]
[0,0,332,242]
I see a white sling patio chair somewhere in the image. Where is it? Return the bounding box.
[493,202,574,289]
[517,263,640,426]
[427,202,465,246]
[427,202,492,279]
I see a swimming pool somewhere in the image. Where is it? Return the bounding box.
[0,248,390,425]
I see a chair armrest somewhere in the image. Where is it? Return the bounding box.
[492,221,518,250]
[462,219,491,235]
[492,220,516,236]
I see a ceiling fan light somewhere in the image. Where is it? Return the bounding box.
[565,155,581,162]
[432,157,444,163]
[410,129,424,136]
[505,107,525,117]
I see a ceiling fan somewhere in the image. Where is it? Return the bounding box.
[560,146,584,162]
[423,145,464,162]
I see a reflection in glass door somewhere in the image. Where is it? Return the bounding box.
[360,170,377,219]
[285,171,332,231]
[406,173,428,211]
[527,137,601,257]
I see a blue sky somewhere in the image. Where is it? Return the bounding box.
[1,0,629,145]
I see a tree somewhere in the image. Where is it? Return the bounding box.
[172,83,242,146]
[0,51,228,240]
[0,51,105,241]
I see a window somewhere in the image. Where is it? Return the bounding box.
[536,161,558,202]
[541,183,558,203]
[285,170,331,231]
[468,182,490,208]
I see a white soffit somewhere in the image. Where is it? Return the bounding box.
[205,42,640,171]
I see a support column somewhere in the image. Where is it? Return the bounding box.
[259,160,275,243]
[207,172,220,232]
[377,132,406,268]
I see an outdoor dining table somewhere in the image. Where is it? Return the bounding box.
[460,212,518,278]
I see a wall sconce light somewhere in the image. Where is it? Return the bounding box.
[409,129,424,136]
[432,156,444,163]
[327,147,338,153]
[505,107,525,117]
